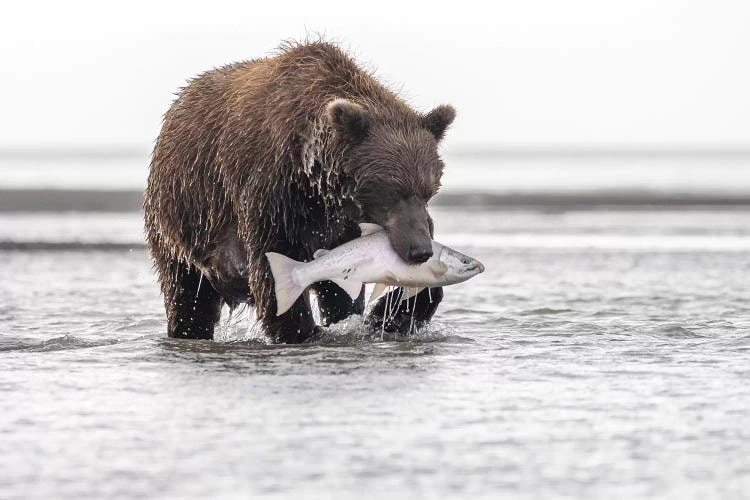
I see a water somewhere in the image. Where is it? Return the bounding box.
[2,206,750,499]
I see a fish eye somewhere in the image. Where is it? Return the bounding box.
[461,257,469,264]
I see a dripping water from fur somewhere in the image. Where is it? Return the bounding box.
[195,271,203,298]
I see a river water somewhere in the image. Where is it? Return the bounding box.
[2,202,750,498]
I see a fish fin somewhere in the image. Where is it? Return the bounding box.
[313,249,330,259]
[358,223,385,236]
[265,252,307,316]
[400,286,426,301]
[427,261,448,277]
[331,278,363,301]
[368,283,389,303]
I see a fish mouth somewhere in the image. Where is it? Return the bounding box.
[462,260,485,274]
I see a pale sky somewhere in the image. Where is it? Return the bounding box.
[1,0,749,150]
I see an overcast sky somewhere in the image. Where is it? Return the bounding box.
[1,0,749,150]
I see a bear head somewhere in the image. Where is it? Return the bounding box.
[326,99,456,264]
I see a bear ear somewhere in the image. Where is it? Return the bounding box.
[421,104,456,141]
[326,99,370,143]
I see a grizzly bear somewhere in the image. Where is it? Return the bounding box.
[143,41,456,342]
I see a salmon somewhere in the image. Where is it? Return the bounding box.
[266,223,484,315]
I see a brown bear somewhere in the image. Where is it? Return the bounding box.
[143,40,456,342]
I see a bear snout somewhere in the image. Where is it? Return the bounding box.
[385,196,433,264]
[408,244,433,264]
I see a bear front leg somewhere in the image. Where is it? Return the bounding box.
[366,286,443,335]
[311,281,365,326]
[165,261,222,340]
[260,289,319,344]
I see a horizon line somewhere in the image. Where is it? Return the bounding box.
[1,145,750,160]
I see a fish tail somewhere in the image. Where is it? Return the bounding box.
[265,252,307,316]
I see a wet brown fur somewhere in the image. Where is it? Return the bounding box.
[144,40,455,342]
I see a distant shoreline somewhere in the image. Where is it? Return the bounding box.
[2,146,750,160]
[2,189,750,213]
[0,241,144,251]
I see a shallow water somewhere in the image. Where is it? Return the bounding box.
[2,208,750,499]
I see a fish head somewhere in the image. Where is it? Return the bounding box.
[437,245,485,283]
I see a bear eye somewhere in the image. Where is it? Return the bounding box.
[421,182,440,201]
[420,188,436,201]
